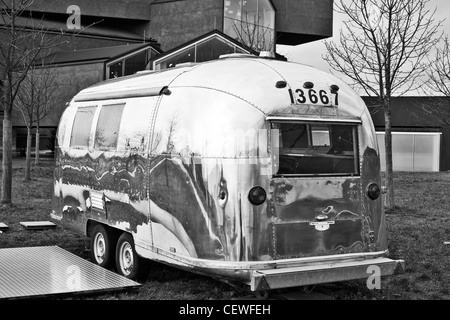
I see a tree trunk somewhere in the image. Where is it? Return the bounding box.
[25,126,32,180]
[384,103,395,209]
[35,125,40,165]
[1,117,13,205]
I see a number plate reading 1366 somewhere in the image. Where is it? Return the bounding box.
[289,88,339,107]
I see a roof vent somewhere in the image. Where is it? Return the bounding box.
[259,51,275,59]
[174,62,198,68]
[219,53,256,59]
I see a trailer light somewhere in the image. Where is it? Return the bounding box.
[330,84,340,93]
[218,189,228,207]
[303,82,314,89]
[367,183,381,200]
[276,81,287,89]
[159,86,172,96]
[248,187,266,206]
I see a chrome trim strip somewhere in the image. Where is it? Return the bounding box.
[74,86,164,102]
[266,116,362,123]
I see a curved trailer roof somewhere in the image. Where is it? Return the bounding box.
[73,54,370,122]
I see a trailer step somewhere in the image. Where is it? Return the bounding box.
[0,246,141,299]
[250,257,405,291]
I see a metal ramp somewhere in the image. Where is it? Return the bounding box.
[0,246,141,299]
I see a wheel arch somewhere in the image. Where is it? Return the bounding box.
[86,219,122,239]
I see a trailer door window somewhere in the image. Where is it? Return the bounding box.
[70,106,96,148]
[94,104,125,151]
[272,122,359,176]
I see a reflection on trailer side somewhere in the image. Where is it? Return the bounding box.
[52,55,404,296]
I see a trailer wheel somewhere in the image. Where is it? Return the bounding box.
[115,232,149,281]
[90,224,115,268]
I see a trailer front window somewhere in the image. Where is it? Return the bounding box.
[272,122,359,176]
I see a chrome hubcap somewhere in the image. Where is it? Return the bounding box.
[94,233,105,264]
[119,242,133,276]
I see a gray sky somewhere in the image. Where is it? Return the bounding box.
[277,0,450,94]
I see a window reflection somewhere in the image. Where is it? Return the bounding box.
[154,35,247,70]
[70,106,96,148]
[94,104,125,151]
[223,0,275,52]
[108,48,156,79]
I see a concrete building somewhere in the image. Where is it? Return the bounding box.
[20,0,334,52]
[1,0,334,156]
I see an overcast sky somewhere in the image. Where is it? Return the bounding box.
[277,0,450,94]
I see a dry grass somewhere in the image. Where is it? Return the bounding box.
[1,159,449,300]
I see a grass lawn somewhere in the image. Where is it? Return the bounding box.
[1,158,449,300]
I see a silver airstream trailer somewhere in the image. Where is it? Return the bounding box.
[51,54,404,296]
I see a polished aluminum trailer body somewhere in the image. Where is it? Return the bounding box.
[52,55,404,291]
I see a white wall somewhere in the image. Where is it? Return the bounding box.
[377,132,441,172]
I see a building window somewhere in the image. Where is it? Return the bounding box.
[153,34,250,70]
[224,0,275,52]
[109,61,123,78]
[107,48,157,79]
[158,46,196,69]
[70,106,97,148]
[124,50,148,76]
[94,104,125,151]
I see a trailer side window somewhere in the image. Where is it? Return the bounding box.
[272,122,359,176]
[94,104,125,151]
[70,106,96,148]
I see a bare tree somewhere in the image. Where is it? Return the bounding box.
[0,0,69,205]
[15,53,64,180]
[423,36,450,125]
[324,0,442,209]
[428,36,450,98]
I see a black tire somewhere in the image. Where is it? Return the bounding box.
[115,232,149,281]
[90,224,115,269]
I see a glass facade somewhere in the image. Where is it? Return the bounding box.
[107,48,157,79]
[223,0,275,52]
[153,35,249,70]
